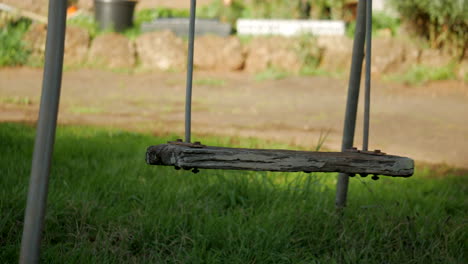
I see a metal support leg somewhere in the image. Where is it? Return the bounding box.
[335,0,367,209]
[19,0,67,263]
[363,0,372,151]
[185,0,197,143]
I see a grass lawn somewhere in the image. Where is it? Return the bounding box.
[0,123,466,263]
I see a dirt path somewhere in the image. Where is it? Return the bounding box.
[1,67,467,168]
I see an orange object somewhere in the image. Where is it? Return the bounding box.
[67,5,78,16]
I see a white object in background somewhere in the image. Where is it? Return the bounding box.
[236,19,346,36]
[373,0,387,11]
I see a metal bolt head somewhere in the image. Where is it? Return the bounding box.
[176,139,183,142]
[374,149,381,153]
[194,141,201,145]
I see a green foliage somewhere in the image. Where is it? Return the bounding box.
[120,8,192,38]
[241,0,345,19]
[390,0,468,58]
[372,11,401,36]
[198,1,399,37]
[68,7,193,41]
[198,0,347,22]
[121,26,141,40]
[68,13,142,40]
[295,34,322,70]
[198,0,246,27]
[254,67,289,81]
[0,19,31,67]
[0,123,467,263]
[67,14,98,38]
[308,0,346,19]
[254,35,328,80]
[387,64,457,85]
[346,12,401,38]
[135,7,190,26]
[242,0,305,19]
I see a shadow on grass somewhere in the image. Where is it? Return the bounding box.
[0,123,466,263]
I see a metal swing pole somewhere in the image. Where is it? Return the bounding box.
[185,0,197,143]
[335,0,367,208]
[19,0,67,263]
[363,0,372,151]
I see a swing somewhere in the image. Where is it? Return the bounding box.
[19,2,413,261]
[146,0,414,179]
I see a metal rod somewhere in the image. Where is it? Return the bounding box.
[19,0,67,263]
[363,0,372,151]
[335,0,367,209]
[185,0,197,143]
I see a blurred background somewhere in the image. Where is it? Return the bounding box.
[1,1,468,263]
[0,0,467,168]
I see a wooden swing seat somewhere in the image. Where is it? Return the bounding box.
[146,143,414,177]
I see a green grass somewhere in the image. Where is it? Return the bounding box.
[69,106,104,115]
[0,96,32,105]
[299,66,341,78]
[255,68,290,81]
[194,78,226,86]
[386,64,457,85]
[0,123,467,263]
[255,66,337,81]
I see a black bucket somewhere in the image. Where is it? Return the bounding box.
[94,0,137,32]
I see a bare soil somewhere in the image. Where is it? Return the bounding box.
[0,67,467,168]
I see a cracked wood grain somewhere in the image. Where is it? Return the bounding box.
[146,144,414,177]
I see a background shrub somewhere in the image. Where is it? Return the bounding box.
[390,0,468,59]
[346,11,401,38]
[197,0,347,22]
[0,18,31,67]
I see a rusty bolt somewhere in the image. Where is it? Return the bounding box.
[374,149,381,153]
[176,139,183,142]
[194,141,201,145]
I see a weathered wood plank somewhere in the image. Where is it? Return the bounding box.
[146,144,414,177]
